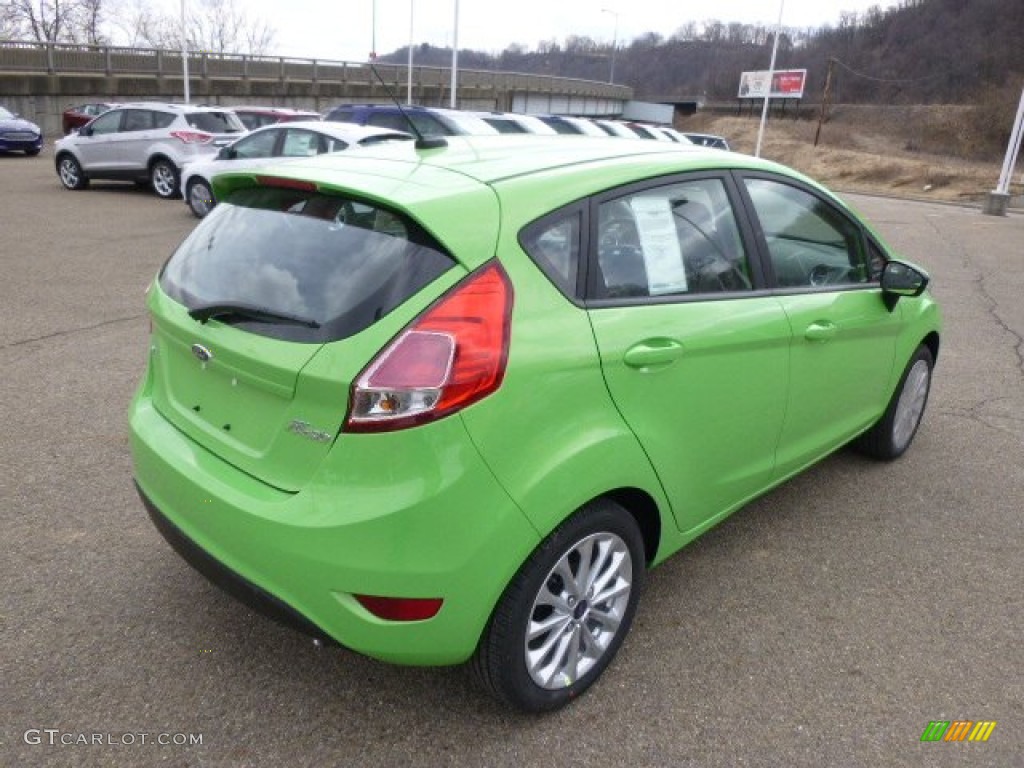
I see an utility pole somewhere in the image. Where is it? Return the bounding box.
[450,0,459,109]
[814,57,835,147]
[755,0,786,158]
[601,8,619,85]
[180,0,189,103]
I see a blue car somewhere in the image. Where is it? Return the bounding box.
[0,106,43,156]
[324,104,497,137]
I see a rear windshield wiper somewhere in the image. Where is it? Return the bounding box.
[188,302,321,328]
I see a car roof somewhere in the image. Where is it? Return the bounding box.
[211,135,827,271]
[111,102,236,113]
[215,134,797,199]
[231,105,320,117]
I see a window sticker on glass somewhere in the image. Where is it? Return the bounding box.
[630,195,687,294]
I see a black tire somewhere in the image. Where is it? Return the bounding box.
[854,344,934,460]
[186,177,216,218]
[56,153,88,190]
[25,148,41,157]
[149,158,180,199]
[473,498,645,712]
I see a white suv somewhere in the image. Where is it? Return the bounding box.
[54,103,246,198]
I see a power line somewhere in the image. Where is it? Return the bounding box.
[831,56,945,84]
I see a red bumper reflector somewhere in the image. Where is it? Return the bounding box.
[355,595,443,621]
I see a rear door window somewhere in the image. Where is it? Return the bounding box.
[281,129,328,156]
[159,187,456,342]
[121,109,154,131]
[592,177,753,299]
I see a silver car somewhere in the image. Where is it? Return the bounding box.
[54,103,246,198]
[180,120,412,218]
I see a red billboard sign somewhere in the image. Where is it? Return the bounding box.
[738,69,807,99]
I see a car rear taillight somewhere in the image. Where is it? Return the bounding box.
[170,130,214,145]
[255,175,317,192]
[344,262,513,433]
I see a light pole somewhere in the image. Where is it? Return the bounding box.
[407,0,414,104]
[601,8,619,85]
[450,0,459,108]
[755,0,786,158]
[180,0,189,103]
[371,0,377,59]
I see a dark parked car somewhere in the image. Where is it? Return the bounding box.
[0,106,43,156]
[324,104,497,137]
[62,102,119,134]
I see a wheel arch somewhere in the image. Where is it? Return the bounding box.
[601,487,662,566]
[921,330,940,363]
[147,152,178,172]
[54,149,78,171]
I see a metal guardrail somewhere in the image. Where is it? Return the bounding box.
[0,40,631,101]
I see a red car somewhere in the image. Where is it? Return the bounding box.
[229,106,321,130]
[62,102,119,134]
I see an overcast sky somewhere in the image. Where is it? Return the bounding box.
[160,0,899,62]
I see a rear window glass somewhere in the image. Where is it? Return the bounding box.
[484,118,527,134]
[185,111,245,134]
[159,187,456,342]
[540,117,581,135]
[368,112,454,137]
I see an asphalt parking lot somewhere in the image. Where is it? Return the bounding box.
[1,149,1021,768]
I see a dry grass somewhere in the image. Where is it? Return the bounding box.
[681,107,1017,204]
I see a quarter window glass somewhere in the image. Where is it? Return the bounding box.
[596,178,752,299]
[866,239,887,280]
[744,178,871,287]
[520,212,581,296]
[153,112,176,129]
[186,111,245,133]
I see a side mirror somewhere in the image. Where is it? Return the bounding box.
[881,260,929,311]
[79,125,92,137]
[217,146,235,160]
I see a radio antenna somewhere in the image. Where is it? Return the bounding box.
[369,61,447,150]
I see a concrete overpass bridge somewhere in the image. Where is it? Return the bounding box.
[0,41,632,136]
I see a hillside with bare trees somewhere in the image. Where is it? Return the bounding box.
[386,0,1022,108]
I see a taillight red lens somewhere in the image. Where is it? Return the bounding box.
[170,130,214,145]
[345,262,513,433]
[255,175,317,192]
[355,595,443,621]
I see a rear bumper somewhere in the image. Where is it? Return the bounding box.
[137,482,337,645]
[130,389,539,665]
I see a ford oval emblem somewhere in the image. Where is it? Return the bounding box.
[191,343,213,363]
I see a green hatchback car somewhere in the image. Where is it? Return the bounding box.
[130,135,941,712]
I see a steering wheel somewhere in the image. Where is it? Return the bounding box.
[808,263,857,287]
